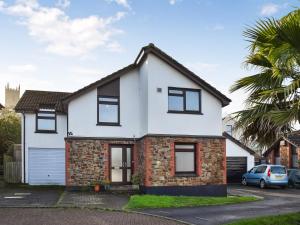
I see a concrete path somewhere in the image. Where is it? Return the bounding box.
[139,185,300,225]
[0,208,183,225]
[57,191,129,209]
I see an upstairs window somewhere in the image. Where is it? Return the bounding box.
[98,96,120,125]
[36,108,56,133]
[168,87,201,114]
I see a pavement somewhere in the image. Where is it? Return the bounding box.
[57,191,129,209]
[139,185,300,225]
[0,208,183,225]
[0,187,129,209]
[1,185,300,225]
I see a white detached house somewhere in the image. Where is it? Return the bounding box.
[15,44,231,196]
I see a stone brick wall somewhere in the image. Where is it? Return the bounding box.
[65,136,226,187]
[140,136,226,187]
[280,144,291,168]
[65,138,135,186]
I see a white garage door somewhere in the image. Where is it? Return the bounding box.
[28,148,65,185]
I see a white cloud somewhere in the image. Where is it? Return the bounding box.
[169,0,182,5]
[212,24,224,31]
[55,0,70,9]
[8,64,37,73]
[106,0,130,9]
[260,3,279,16]
[0,0,126,56]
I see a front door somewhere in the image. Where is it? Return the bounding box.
[110,145,132,184]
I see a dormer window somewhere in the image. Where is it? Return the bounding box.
[168,87,202,114]
[36,108,56,133]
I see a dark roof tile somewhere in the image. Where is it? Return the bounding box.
[15,90,71,113]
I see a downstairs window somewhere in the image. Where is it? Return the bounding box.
[175,143,196,175]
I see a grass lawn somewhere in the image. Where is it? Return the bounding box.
[227,212,300,225]
[125,195,259,209]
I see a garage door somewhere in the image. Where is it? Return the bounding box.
[227,157,247,183]
[28,148,65,185]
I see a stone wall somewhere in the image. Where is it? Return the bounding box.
[142,136,226,187]
[65,136,226,187]
[65,138,135,186]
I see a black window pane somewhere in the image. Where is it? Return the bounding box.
[168,95,184,111]
[186,91,199,111]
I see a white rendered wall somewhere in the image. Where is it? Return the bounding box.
[226,138,255,170]
[68,69,141,138]
[145,54,223,136]
[23,113,67,183]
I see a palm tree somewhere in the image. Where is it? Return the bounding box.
[230,9,300,148]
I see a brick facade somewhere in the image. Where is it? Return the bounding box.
[265,141,300,169]
[65,136,226,190]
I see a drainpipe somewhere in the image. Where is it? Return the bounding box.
[22,112,26,183]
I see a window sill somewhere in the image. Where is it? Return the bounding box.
[35,131,57,134]
[175,173,197,177]
[96,123,121,127]
[168,111,203,115]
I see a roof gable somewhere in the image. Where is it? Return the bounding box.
[223,132,256,155]
[63,43,231,106]
[263,131,300,156]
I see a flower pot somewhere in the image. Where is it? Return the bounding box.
[94,184,100,192]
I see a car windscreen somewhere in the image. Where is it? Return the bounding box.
[271,166,286,174]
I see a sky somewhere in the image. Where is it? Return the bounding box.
[0,0,297,115]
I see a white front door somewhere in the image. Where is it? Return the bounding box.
[110,146,132,184]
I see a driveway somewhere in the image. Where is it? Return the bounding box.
[0,208,183,225]
[139,185,300,225]
[0,187,62,207]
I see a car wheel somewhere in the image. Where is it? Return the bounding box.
[242,177,247,186]
[289,181,295,188]
[260,180,266,189]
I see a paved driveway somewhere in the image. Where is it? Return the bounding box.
[139,185,300,225]
[0,208,183,225]
[0,187,62,207]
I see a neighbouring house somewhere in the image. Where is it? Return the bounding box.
[223,132,255,183]
[264,132,300,169]
[15,43,231,196]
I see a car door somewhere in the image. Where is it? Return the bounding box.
[253,166,263,184]
[246,167,257,184]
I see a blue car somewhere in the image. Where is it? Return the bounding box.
[242,164,288,189]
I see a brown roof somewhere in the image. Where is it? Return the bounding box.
[15,90,71,113]
[263,131,300,156]
[63,43,231,107]
[223,132,256,155]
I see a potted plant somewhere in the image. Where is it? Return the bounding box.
[131,172,141,190]
[93,181,101,193]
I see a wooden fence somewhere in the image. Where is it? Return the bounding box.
[4,161,21,183]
